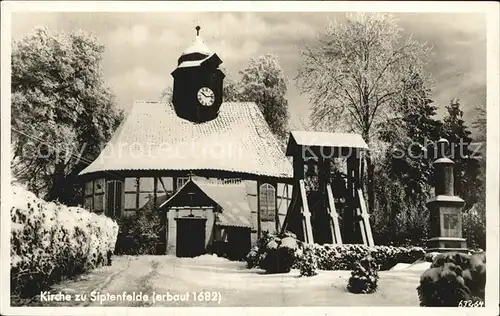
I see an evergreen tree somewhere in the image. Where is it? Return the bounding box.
[441,99,482,210]
[240,54,289,143]
[11,27,123,203]
[375,71,442,245]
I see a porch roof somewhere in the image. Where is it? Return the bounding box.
[160,179,252,228]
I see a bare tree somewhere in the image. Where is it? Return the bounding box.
[472,103,486,141]
[296,13,431,213]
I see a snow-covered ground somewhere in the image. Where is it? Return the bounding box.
[390,262,431,271]
[16,255,425,307]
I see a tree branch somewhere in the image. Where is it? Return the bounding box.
[367,43,415,97]
[367,91,397,129]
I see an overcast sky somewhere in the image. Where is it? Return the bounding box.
[11,12,486,135]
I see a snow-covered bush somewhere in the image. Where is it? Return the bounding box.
[246,246,261,269]
[347,255,379,294]
[260,236,300,274]
[305,243,425,271]
[246,231,303,273]
[297,245,318,277]
[10,185,119,298]
[245,230,281,268]
[424,251,440,263]
[114,206,162,255]
[417,252,486,306]
[246,234,425,273]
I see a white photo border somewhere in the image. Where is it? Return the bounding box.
[1,1,498,316]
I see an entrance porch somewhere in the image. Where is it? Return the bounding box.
[159,179,253,259]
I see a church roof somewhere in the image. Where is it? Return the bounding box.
[79,101,293,179]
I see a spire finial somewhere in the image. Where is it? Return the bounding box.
[195,26,201,36]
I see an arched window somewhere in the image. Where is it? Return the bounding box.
[259,183,276,222]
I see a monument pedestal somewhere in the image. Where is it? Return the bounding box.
[426,237,467,252]
[425,139,468,253]
[426,195,468,253]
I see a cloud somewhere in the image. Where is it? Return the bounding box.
[10,11,487,137]
[158,28,183,48]
[108,67,167,110]
[107,24,151,47]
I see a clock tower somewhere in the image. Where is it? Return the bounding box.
[171,26,225,123]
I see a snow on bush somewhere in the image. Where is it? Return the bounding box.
[417,252,486,306]
[297,245,318,277]
[247,231,303,274]
[305,243,425,271]
[347,255,379,294]
[247,232,425,273]
[10,185,119,298]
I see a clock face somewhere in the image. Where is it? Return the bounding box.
[197,87,215,106]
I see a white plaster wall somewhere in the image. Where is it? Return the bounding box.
[165,207,215,255]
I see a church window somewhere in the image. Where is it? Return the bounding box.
[259,183,276,222]
[106,180,123,218]
[84,179,105,214]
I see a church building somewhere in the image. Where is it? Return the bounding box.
[79,27,294,258]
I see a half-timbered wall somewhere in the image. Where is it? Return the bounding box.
[84,175,293,243]
[244,180,293,245]
[277,182,292,230]
[123,177,172,217]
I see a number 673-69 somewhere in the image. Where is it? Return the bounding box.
[458,300,485,307]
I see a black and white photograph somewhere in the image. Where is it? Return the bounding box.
[1,1,499,314]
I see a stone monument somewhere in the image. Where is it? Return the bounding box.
[426,138,468,252]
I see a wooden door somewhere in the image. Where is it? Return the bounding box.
[227,228,251,260]
[175,217,207,257]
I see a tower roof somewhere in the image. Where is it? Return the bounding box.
[181,26,211,56]
[182,34,211,56]
[177,26,215,66]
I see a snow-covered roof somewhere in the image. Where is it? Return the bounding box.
[161,179,252,228]
[176,53,222,69]
[79,101,293,179]
[286,131,368,156]
[182,35,211,56]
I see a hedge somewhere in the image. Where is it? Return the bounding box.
[10,185,119,298]
[247,232,426,272]
[304,243,426,271]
